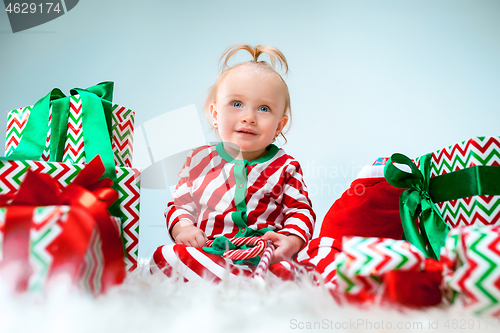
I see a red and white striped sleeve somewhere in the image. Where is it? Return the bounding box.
[165,149,198,239]
[278,161,316,244]
[296,237,342,288]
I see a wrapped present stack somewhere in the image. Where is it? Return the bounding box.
[0,82,141,293]
[302,137,500,314]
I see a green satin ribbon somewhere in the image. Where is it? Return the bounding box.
[202,228,273,265]
[384,152,500,259]
[2,82,119,217]
[429,165,500,203]
[5,88,68,162]
[384,153,449,259]
[70,84,115,187]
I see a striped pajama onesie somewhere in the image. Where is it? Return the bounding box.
[152,142,315,281]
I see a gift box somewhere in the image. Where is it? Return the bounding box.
[420,136,500,228]
[1,82,141,271]
[0,159,140,271]
[0,158,126,294]
[384,136,500,259]
[441,225,500,316]
[335,236,426,295]
[5,83,135,168]
[331,225,500,313]
[334,236,443,307]
[0,206,118,294]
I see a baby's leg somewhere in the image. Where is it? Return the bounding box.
[151,244,253,282]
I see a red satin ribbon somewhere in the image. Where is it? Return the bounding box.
[383,258,443,307]
[2,206,33,291]
[0,155,125,292]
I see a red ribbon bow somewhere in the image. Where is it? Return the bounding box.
[0,156,125,293]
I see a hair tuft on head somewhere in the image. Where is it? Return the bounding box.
[220,44,288,74]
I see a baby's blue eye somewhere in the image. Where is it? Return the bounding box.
[232,101,242,108]
[259,106,270,113]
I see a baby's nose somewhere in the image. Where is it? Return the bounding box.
[241,110,256,123]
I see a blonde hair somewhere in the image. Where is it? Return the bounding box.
[205,44,292,143]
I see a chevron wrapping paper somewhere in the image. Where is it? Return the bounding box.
[441,225,500,316]
[116,166,141,270]
[63,95,85,164]
[0,159,141,271]
[111,104,135,168]
[28,206,70,292]
[5,105,52,162]
[42,108,52,162]
[77,216,123,294]
[4,98,135,167]
[5,106,30,157]
[0,205,107,293]
[336,236,427,296]
[415,136,500,229]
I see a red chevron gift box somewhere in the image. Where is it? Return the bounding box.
[384,136,500,259]
[1,82,141,271]
[0,156,126,294]
[5,82,135,168]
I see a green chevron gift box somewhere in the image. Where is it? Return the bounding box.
[1,82,140,271]
[441,225,500,316]
[5,82,135,168]
[335,236,428,298]
[384,136,500,259]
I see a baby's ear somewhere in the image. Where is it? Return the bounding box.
[210,103,219,127]
[276,115,289,135]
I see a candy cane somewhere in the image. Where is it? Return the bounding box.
[205,237,267,260]
[205,237,275,279]
[253,240,276,281]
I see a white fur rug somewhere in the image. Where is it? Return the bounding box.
[0,260,493,333]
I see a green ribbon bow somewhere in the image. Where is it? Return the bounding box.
[2,82,119,217]
[384,152,500,259]
[384,153,449,259]
[203,236,237,255]
[203,228,273,265]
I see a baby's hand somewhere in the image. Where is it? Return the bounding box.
[261,231,305,264]
[172,220,207,248]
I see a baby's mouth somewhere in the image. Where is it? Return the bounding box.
[236,128,257,135]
